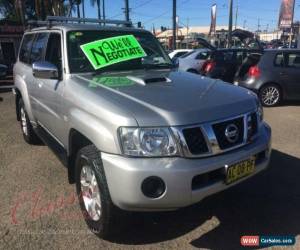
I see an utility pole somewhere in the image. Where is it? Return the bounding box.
[103,0,106,20]
[82,0,85,19]
[186,18,189,49]
[96,0,101,19]
[124,0,130,22]
[228,0,233,48]
[172,0,177,50]
[234,5,238,29]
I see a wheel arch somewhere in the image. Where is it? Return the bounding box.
[68,128,93,184]
[187,68,198,74]
[259,82,285,99]
[14,88,22,121]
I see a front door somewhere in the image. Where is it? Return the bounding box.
[33,32,65,143]
[281,52,300,99]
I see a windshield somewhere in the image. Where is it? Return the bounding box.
[67,30,172,73]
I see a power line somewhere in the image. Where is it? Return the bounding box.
[109,0,154,19]
[143,0,191,24]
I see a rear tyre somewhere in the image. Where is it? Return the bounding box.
[75,145,120,239]
[18,99,41,144]
[259,84,282,107]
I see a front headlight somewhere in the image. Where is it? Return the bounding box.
[119,127,178,157]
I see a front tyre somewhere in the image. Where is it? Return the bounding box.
[75,145,119,239]
[18,99,41,144]
[259,84,282,107]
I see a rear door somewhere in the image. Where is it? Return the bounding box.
[281,52,300,99]
[17,33,37,115]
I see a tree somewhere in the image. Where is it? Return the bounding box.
[90,0,101,19]
[0,0,78,21]
[0,0,16,20]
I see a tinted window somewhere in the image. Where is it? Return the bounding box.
[236,51,244,64]
[19,34,34,64]
[274,53,284,67]
[213,51,234,62]
[195,51,210,60]
[286,53,300,68]
[30,33,49,64]
[45,33,62,73]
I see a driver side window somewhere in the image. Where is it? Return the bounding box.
[45,33,62,74]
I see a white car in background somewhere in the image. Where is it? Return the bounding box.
[178,49,211,74]
[168,49,192,60]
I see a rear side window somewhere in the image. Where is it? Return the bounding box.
[274,53,284,67]
[173,51,188,58]
[213,51,234,62]
[30,33,49,64]
[195,51,210,60]
[19,34,34,64]
[181,51,196,58]
[286,53,300,68]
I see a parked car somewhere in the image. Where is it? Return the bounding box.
[0,64,8,79]
[13,17,271,238]
[178,49,211,74]
[234,49,300,106]
[200,49,263,83]
[168,49,192,60]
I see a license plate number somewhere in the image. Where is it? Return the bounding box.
[226,157,255,184]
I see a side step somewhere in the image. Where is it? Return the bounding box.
[34,125,68,168]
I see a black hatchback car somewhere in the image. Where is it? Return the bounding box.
[200,49,262,83]
[234,49,300,107]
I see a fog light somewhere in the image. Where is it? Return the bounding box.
[141,176,166,198]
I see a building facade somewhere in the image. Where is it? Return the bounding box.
[0,20,24,72]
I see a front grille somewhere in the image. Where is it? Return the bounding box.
[212,117,244,150]
[182,127,209,155]
[247,112,258,140]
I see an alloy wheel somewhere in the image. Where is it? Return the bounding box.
[20,107,28,136]
[261,86,280,106]
[80,165,102,221]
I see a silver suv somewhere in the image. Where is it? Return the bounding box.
[13,17,271,238]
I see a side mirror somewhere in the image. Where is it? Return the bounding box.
[32,61,59,79]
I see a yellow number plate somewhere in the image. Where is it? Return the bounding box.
[226,157,255,184]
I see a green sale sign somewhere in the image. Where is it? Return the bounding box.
[80,35,147,70]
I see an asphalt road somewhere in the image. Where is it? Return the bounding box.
[1,89,300,250]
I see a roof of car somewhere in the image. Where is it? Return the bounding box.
[264,49,300,53]
[26,23,149,34]
[215,48,262,52]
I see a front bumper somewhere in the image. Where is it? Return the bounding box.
[102,123,271,211]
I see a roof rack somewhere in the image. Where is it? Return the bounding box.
[27,16,133,29]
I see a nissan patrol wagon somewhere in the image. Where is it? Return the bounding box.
[13,16,271,238]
